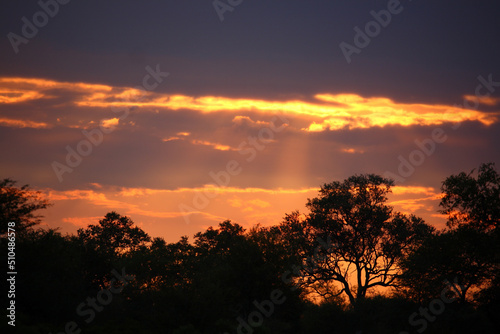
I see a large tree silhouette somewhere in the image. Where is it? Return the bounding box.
[440,162,500,232]
[77,212,151,288]
[3,171,500,333]
[400,226,498,303]
[281,174,434,306]
[401,163,500,304]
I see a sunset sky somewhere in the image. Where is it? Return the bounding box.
[1,0,499,243]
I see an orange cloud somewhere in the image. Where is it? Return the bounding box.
[86,92,496,130]
[388,186,441,217]
[44,185,318,223]
[162,132,190,143]
[42,183,448,243]
[307,94,497,131]
[189,139,237,151]
[389,197,433,213]
[1,77,498,131]
[0,117,50,129]
[232,115,272,126]
[162,136,181,142]
[463,94,500,106]
[0,89,44,104]
[49,184,440,216]
[0,77,112,104]
[391,186,439,196]
[161,136,238,151]
[62,216,102,228]
[341,147,364,154]
[46,188,187,220]
[101,117,119,128]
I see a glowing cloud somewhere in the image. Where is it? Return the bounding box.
[1,77,498,131]
[0,77,113,105]
[341,148,364,154]
[307,94,498,131]
[391,186,439,196]
[0,117,50,129]
[161,136,238,151]
[101,117,119,128]
[463,94,500,106]
[189,139,237,151]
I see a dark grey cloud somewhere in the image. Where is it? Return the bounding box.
[1,0,499,103]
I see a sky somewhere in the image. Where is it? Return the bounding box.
[1,0,499,243]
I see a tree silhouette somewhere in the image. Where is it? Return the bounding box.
[401,163,500,304]
[440,162,500,305]
[12,229,89,324]
[399,226,498,303]
[77,211,151,258]
[440,162,500,232]
[0,178,51,235]
[3,171,499,333]
[76,212,151,289]
[280,174,434,306]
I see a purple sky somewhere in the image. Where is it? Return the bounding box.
[1,0,499,242]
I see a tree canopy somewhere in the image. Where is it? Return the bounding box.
[77,211,151,258]
[440,162,500,231]
[0,178,51,235]
[2,165,499,333]
[280,174,435,306]
[401,162,500,305]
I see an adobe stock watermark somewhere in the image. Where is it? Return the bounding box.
[48,268,133,334]
[6,222,16,327]
[339,0,408,64]
[7,0,72,54]
[213,0,243,22]
[51,64,169,183]
[384,73,500,183]
[179,115,289,224]
[399,278,463,334]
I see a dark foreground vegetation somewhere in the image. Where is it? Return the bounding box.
[1,163,499,334]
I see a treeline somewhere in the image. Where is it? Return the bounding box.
[1,163,499,334]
